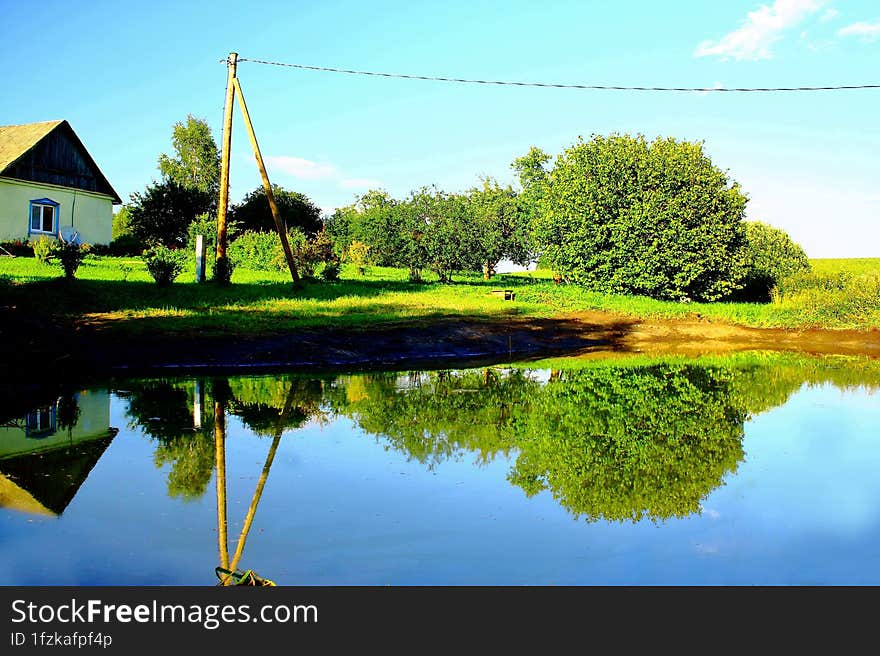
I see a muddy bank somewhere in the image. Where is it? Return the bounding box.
[4,307,879,380]
[2,308,880,420]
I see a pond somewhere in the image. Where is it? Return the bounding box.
[1,351,878,585]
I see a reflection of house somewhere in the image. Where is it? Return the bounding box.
[0,389,116,516]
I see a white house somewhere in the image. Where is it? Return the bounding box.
[0,120,121,245]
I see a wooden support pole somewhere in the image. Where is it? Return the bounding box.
[215,52,237,285]
[232,77,301,286]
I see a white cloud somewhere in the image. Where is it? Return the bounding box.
[820,7,839,22]
[339,178,383,190]
[838,21,880,40]
[264,156,337,180]
[695,0,825,61]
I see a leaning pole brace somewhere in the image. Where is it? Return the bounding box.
[232,75,301,285]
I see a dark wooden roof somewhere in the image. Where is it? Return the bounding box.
[0,120,122,203]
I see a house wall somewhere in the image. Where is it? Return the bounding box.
[0,177,113,245]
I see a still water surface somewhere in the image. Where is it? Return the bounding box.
[1,352,878,585]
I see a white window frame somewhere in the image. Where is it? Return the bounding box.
[29,198,59,236]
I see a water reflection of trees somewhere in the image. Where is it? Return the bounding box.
[120,376,330,500]
[507,365,748,522]
[327,369,533,467]
[118,354,880,523]
[332,355,873,523]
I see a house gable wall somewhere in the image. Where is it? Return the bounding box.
[0,177,113,245]
[2,123,118,199]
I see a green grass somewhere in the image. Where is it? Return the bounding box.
[1,254,878,338]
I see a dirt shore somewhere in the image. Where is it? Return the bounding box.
[2,308,879,419]
[5,309,879,379]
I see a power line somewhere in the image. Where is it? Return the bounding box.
[231,57,880,93]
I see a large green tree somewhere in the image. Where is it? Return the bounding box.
[230,184,323,237]
[127,180,213,248]
[327,189,404,267]
[397,187,484,283]
[157,114,221,198]
[469,178,532,279]
[535,134,748,301]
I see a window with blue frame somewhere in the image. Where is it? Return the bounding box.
[29,198,59,235]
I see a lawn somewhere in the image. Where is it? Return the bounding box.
[1,254,878,337]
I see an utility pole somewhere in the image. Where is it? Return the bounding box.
[233,77,301,285]
[215,52,237,285]
[214,51,300,286]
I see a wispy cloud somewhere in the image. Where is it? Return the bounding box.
[265,156,337,180]
[339,178,383,190]
[695,0,825,61]
[819,7,839,22]
[838,21,880,40]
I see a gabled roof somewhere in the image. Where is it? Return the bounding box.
[0,119,122,203]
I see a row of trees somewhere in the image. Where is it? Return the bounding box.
[325,181,532,282]
[114,114,810,301]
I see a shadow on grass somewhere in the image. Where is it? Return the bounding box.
[5,273,548,317]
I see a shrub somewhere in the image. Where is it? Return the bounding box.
[535,134,748,301]
[32,236,55,264]
[0,239,34,257]
[187,211,240,260]
[55,241,90,279]
[346,240,372,276]
[731,222,810,302]
[228,230,284,271]
[212,256,235,284]
[286,229,320,278]
[144,245,185,286]
[109,234,145,256]
[320,261,341,281]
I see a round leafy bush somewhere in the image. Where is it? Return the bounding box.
[731,221,810,302]
[56,241,90,279]
[108,234,144,256]
[144,245,185,286]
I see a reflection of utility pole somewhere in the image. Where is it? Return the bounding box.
[226,433,281,576]
[214,400,229,571]
[214,379,298,586]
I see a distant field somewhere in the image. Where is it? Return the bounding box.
[809,258,880,276]
[1,254,878,335]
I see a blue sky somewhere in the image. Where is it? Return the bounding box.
[2,0,877,257]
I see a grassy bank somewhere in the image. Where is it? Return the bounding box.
[1,255,878,337]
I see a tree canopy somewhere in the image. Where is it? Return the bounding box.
[230,185,323,237]
[157,114,220,198]
[534,134,749,301]
[127,179,213,249]
[469,178,533,278]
